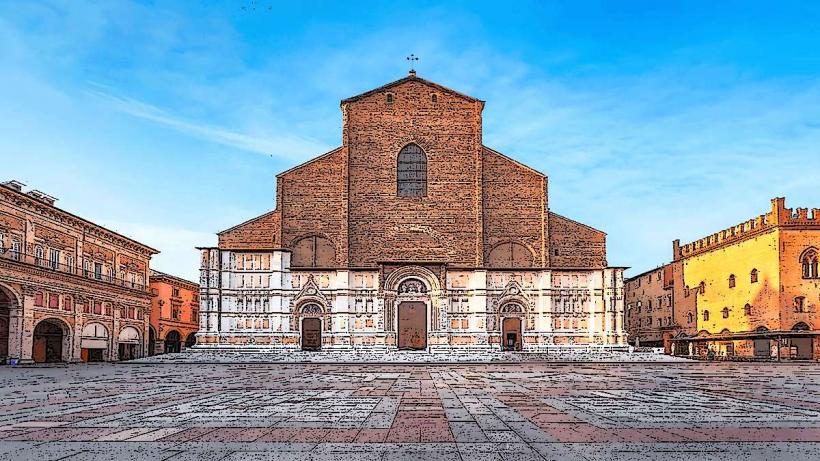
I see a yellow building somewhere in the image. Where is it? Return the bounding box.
[671,198,820,360]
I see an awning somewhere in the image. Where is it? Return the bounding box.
[671,330,819,342]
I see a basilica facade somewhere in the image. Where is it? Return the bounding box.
[197,72,626,352]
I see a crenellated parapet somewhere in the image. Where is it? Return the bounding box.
[674,197,819,260]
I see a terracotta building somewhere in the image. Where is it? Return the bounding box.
[670,198,820,360]
[197,71,626,352]
[625,265,673,348]
[0,180,157,363]
[148,270,199,355]
[626,197,820,360]
[625,261,698,352]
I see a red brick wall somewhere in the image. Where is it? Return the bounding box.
[482,148,547,267]
[215,76,610,273]
[548,212,606,268]
[218,210,281,250]
[278,147,348,264]
[344,78,484,267]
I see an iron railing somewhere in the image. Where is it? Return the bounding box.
[0,248,150,292]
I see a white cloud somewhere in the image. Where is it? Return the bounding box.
[86,86,328,160]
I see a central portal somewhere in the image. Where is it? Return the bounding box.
[398,302,427,350]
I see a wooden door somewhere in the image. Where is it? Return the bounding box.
[33,322,63,363]
[302,318,321,351]
[398,302,426,350]
[792,337,813,359]
[502,317,522,351]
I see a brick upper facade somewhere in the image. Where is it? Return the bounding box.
[220,73,607,271]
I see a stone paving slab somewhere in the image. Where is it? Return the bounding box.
[1,362,819,459]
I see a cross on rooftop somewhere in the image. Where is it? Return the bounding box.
[406,54,419,74]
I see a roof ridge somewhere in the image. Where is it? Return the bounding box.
[341,74,484,104]
[276,146,343,178]
[149,269,199,287]
[549,211,606,235]
[217,209,279,235]
[482,145,547,177]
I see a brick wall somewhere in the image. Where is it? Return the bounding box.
[278,147,348,264]
[481,148,548,267]
[344,78,484,267]
[214,75,610,273]
[548,212,606,268]
[218,210,281,250]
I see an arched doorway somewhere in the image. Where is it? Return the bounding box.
[396,278,428,350]
[33,320,65,363]
[502,317,522,351]
[301,318,321,351]
[185,332,197,349]
[118,327,141,360]
[791,323,813,360]
[499,303,525,351]
[80,323,109,362]
[0,287,12,361]
[148,327,156,356]
[164,330,181,354]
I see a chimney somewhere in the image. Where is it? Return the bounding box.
[26,190,58,206]
[1,180,25,192]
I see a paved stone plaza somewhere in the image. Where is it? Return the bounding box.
[1,362,819,460]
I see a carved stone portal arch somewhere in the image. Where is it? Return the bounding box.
[383,266,441,335]
[293,301,331,334]
[488,281,534,332]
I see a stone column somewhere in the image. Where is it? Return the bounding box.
[17,287,36,363]
[7,287,26,362]
[70,309,82,362]
[111,306,121,361]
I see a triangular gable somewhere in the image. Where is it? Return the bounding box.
[341,73,484,105]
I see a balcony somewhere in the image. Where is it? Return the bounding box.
[0,249,150,293]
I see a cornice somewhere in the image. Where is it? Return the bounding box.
[0,186,158,256]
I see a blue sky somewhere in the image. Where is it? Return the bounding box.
[1,1,819,281]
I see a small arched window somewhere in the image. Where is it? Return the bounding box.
[794,296,806,313]
[703,310,710,321]
[397,143,427,197]
[750,269,758,283]
[687,312,694,323]
[722,307,730,319]
[801,248,818,279]
[34,245,43,265]
[728,274,736,288]
[386,93,394,104]
[699,281,706,295]
[684,285,690,297]
[744,303,752,316]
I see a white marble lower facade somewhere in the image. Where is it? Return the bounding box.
[196,249,626,351]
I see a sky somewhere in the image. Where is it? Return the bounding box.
[1,0,819,282]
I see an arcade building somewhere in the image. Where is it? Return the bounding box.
[197,72,626,352]
[0,180,156,363]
